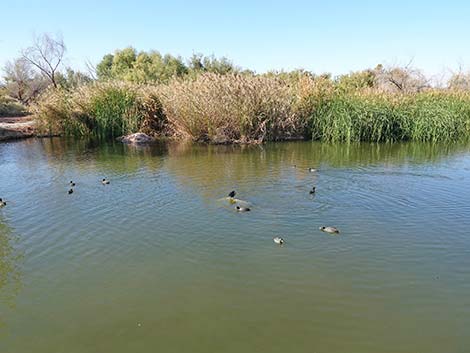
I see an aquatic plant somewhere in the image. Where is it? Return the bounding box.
[34,81,166,138]
[309,91,470,142]
[157,73,311,143]
[33,74,470,143]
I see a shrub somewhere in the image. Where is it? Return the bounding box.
[0,95,28,117]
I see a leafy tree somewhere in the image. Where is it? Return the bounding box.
[162,54,188,80]
[188,53,236,74]
[56,68,93,89]
[202,55,236,74]
[188,53,205,72]
[95,49,236,83]
[96,54,114,79]
[337,70,375,92]
[111,47,137,78]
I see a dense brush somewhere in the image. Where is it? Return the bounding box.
[34,74,470,143]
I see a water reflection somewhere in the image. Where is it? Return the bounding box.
[35,137,169,174]
[161,141,470,199]
[0,218,22,325]
[29,138,470,175]
[17,138,468,203]
[0,138,469,353]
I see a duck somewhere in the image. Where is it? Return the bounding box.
[273,236,284,245]
[228,190,236,198]
[70,181,76,187]
[320,226,340,234]
[309,186,316,194]
[236,206,251,212]
[102,178,110,185]
[68,188,74,195]
[308,167,317,172]
[0,198,6,207]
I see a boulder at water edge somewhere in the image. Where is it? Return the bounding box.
[118,133,154,145]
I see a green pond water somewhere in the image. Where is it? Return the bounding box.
[0,138,469,353]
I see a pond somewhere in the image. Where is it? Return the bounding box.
[1,138,469,353]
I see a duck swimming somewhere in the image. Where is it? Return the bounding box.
[273,236,284,245]
[309,186,316,194]
[227,190,237,204]
[68,188,74,195]
[0,198,6,207]
[320,226,340,234]
[236,206,250,212]
[308,168,317,172]
[102,178,110,185]
[70,181,76,187]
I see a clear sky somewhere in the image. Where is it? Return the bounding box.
[1,0,469,77]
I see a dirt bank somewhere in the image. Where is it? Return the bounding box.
[0,116,36,141]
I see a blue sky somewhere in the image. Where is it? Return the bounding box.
[1,0,469,77]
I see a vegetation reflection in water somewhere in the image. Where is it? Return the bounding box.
[0,138,469,353]
[0,220,23,328]
[34,137,470,178]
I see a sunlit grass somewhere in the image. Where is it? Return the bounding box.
[310,91,470,142]
[34,82,165,138]
[34,74,470,143]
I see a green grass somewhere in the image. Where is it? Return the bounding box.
[309,92,470,143]
[87,85,141,137]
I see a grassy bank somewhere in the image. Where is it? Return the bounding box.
[33,74,470,143]
[0,95,28,117]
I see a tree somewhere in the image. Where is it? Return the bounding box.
[3,58,49,104]
[3,58,34,103]
[447,67,470,90]
[94,49,236,83]
[95,48,189,83]
[337,70,375,92]
[161,54,188,80]
[373,63,430,93]
[56,68,93,89]
[188,53,205,71]
[96,54,114,80]
[202,55,236,74]
[111,47,137,77]
[21,33,66,88]
[188,53,236,74]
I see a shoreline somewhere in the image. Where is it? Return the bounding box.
[0,115,36,141]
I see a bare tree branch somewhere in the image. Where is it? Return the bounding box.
[21,33,66,88]
[3,58,49,104]
[85,59,97,80]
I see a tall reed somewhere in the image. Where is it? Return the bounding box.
[34,81,165,138]
[310,91,470,142]
[34,74,470,143]
[157,73,310,143]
